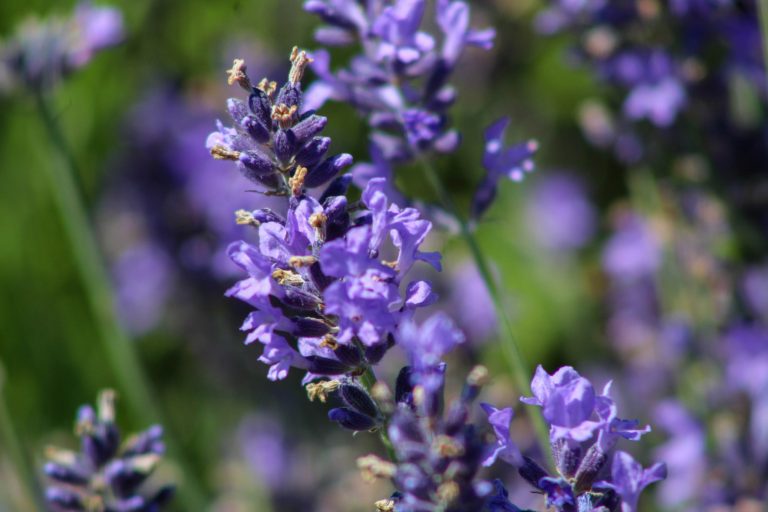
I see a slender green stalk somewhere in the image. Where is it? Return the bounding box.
[0,362,46,511]
[758,0,768,86]
[416,157,552,467]
[33,91,205,508]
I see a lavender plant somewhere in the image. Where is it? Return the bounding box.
[206,44,666,511]
[43,390,174,512]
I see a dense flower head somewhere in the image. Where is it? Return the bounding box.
[211,49,443,383]
[43,390,174,512]
[207,48,353,196]
[483,366,662,512]
[369,365,506,512]
[303,0,494,162]
[0,2,123,91]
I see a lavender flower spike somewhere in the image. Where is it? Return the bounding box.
[43,390,174,512]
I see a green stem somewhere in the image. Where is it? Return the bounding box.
[0,362,47,510]
[360,368,397,461]
[33,91,205,509]
[758,0,768,86]
[416,157,553,467]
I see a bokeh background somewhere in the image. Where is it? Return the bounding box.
[0,0,765,510]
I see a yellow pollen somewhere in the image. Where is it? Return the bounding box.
[319,334,339,350]
[436,481,460,504]
[210,145,241,161]
[288,46,313,84]
[289,255,318,268]
[257,77,278,97]
[272,103,298,128]
[289,166,308,196]
[467,365,489,387]
[375,498,396,511]
[309,212,327,228]
[306,380,340,403]
[271,269,304,286]
[433,435,464,457]
[357,454,396,482]
[226,58,251,90]
[235,209,259,226]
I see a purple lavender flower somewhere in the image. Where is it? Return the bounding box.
[303,0,494,162]
[595,451,667,512]
[525,173,596,252]
[602,212,660,281]
[378,366,501,511]
[472,117,538,221]
[480,404,522,467]
[43,390,174,512]
[214,50,441,382]
[652,400,706,508]
[0,2,123,91]
[483,366,661,511]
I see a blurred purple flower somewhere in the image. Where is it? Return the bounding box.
[653,400,706,508]
[447,261,497,343]
[113,242,174,335]
[525,173,596,252]
[602,213,661,281]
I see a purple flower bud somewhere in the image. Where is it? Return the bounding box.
[339,381,380,419]
[46,487,84,510]
[227,98,249,124]
[248,90,273,131]
[305,153,353,188]
[291,114,328,147]
[241,114,271,143]
[328,407,378,431]
[295,136,332,168]
[239,149,275,178]
[44,462,89,486]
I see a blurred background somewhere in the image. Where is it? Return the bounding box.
[0,0,766,510]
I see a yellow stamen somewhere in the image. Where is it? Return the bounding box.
[306,380,340,403]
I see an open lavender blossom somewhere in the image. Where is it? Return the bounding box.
[484,366,662,512]
[43,390,174,512]
[472,117,538,221]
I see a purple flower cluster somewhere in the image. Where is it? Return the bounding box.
[0,2,123,91]
[211,50,440,383]
[537,0,766,169]
[43,390,174,512]
[303,0,494,162]
[303,0,539,220]
[484,366,665,512]
[208,45,662,512]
